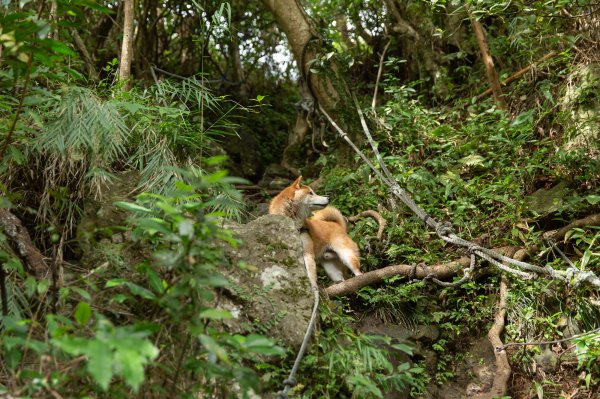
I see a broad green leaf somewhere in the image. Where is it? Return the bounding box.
[125,282,156,299]
[137,218,173,235]
[105,278,127,288]
[113,347,145,392]
[198,275,230,288]
[244,334,285,356]
[86,340,113,390]
[391,343,414,355]
[199,334,229,363]
[74,302,92,327]
[199,308,232,320]
[37,278,50,295]
[177,219,195,238]
[585,195,600,205]
[459,154,485,167]
[72,287,92,301]
[580,249,592,269]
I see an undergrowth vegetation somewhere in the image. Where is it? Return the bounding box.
[313,51,600,396]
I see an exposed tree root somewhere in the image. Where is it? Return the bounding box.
[348,210,387,240]
[324,246,522,296]
[0,209,49,278]
[324,256,471,297]
[475,275,511,399]
[546,213,600,241]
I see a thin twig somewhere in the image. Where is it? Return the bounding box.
[476,51,557,101]
[371,38,392,112]
[347,210,387,240]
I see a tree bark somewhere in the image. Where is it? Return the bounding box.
[72,29,99,80]
[324,257,471,297]
[474,275,511,398]
[119,0,135,90]
[262,0,338,111]
[0,209,50,278]
[476,52,557,101]
[470,15,506,109]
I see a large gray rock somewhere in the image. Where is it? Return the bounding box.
[220,215,314,349]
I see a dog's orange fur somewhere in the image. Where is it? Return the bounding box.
[269,176,361,284]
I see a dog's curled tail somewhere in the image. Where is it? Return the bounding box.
[312,207,347,230]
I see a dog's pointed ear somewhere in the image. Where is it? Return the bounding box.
[292,176,303,188]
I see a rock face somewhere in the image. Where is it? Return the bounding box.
[76,173,314,350]
[220,215,314,349]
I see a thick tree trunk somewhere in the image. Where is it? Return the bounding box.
[119,0,135,90]
[263,0,338,111]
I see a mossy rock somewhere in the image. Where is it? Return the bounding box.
[219,215,313,350]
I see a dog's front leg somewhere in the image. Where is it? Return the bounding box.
[300,231,318,288]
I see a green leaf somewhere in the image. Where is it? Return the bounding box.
[391,343,414,355]
[113,347,146,392]
[37,278,50,295]
[199,334,229,363]
[198,275,230,288]
[105,278,127,288]
[177,219,195,238]
[243,334,285,356]
[72,287,92,301]
[86,340,113,390]
[125,282,156,299]
[74,302,92,327]
[459,154,485,167]
[137,218,172,235]
[585,195,600,205]
[199,308,232,320]
[114,201,152,213]
[144,268,164,294]
[580,249,592,270]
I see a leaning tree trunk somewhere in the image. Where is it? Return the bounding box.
[262,0,338,112]
[119,0,135,90]
[469,14,506,109]
[263,0,341,174]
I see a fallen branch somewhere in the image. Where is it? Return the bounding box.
[324,246,520,297]
[0,209,50,278]
[476,275,510,399]
[545,213,600,242]
[348,210,387,240]
[325,257,470,297]
[470,12,506,109]
[476,51,557,101]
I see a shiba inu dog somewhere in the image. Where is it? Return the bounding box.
[269,176,362,285]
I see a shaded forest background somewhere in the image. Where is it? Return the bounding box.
[1,0,600,398]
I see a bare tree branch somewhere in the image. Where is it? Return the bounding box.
[324,257,471,297]
[546,213,600,241]
[348,210,387,240]
[0,209,50,278]
[469,13,506,109]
